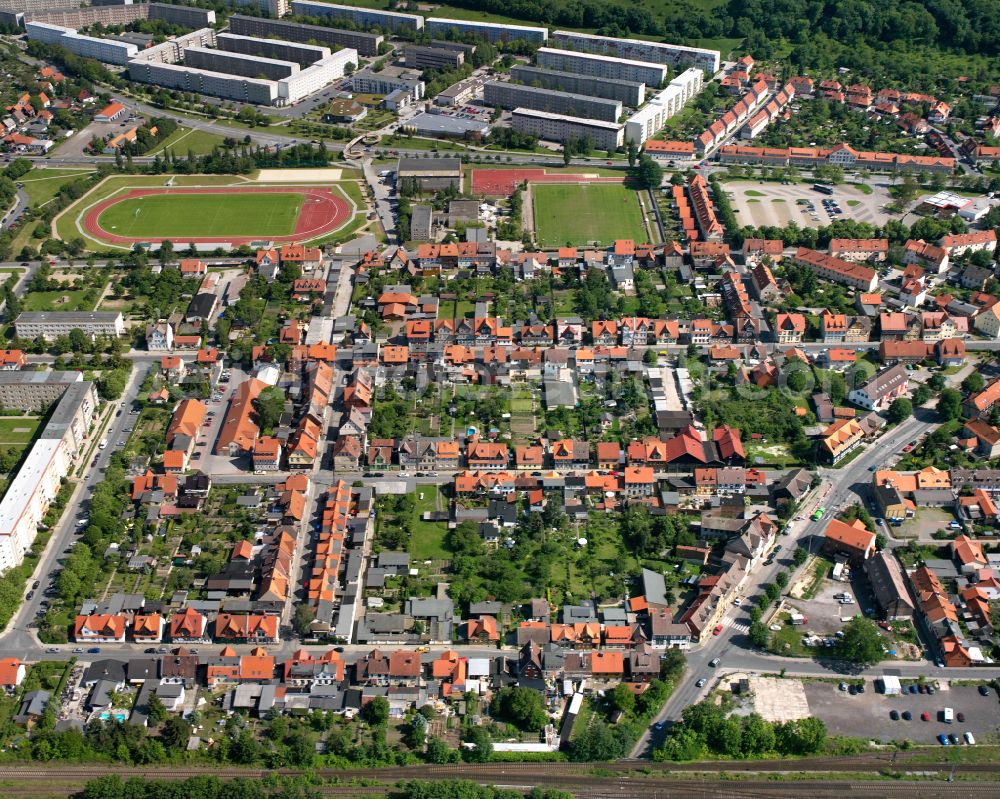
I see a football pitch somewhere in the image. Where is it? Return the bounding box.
[96,191,304,238]
[532,182,647,247]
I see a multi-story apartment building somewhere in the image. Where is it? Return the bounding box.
[551,30,720,74]
[829,238,889,263]
[352,65,425,101]
[535,47,668,88]
[509,64,645,107]
[229,0,288,18]
[624,67,703,144]
[184,47,298,81]
[791,248,878,292]
[289,0,423,32]
[404,44,464,71]
[227,14,383,58]
[484,81,622,122]
[216,32,329,67]
[15,311,125,342]
[425,17,548,43]
[25,21,137,65]
[511,108,623,152]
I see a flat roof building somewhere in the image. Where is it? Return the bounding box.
[405,43,464,71]
[129,60,278,105]
[509,64,646,107]
[397,156,461,190]
[485,81,622,122]
[15,311,125,341]
[404,112,490,139]
[289,0,423,32]
[425,17,548,43]
[216,31,330,67]
[511,107,623,152]
[184,47,299,81]
[552,29,720,74]
[624,67,703,144]
[535,46,668,88]
[227,14,382,58]
[26,21,137,65]
[352,65,424,101]
[0,370,83,412]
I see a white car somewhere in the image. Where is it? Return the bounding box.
[733,598,743,606]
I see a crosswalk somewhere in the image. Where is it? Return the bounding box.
[721,610,750,634]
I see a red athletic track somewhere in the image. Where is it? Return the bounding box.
[83,185,352,245]
[471,168,624,196]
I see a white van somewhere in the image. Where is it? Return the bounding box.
[98,438,108,450]
[943,707,954,723]
[964,731,976,745]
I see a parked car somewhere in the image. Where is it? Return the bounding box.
[889,710,899,720]
[86,647,101,654]
[921,712,930,721]
[937,734,950,746]
[901,711,912,721]
[712,624,723,636]
[957,712,965,723]
[978,685,992,697]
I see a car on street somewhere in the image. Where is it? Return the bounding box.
[696,678,707,688]
[712,624,723,635]
[46,647,58,653]
[709,658,720,667]
[653,721,665,730]
[73,647,83,653]
[87,647,101,654]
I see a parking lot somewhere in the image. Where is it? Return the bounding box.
[723,180,894,229]
[806,681,1000,744]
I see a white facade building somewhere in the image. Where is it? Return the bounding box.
[624,67,703,144]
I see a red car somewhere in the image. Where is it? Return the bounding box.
[921,712,930,722]
[902,445,913,452]
[713,624,724,636]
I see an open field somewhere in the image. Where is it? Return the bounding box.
[146,125,231,157]
[19,168,95,207]
[532,182,647,247]
[0,417,40,444]
[96,190,303,239]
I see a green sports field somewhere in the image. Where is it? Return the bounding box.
[532,183,648,247]
[96,191,303,238]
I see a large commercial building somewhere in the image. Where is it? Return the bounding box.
[552,30,720,75]
[15,311,126,342]
[624,67,703,144]
[289,0,423,32]
[484,81,622,123]
[509,64,646,107]
[405,44,464,71]
[535,47,668,88]
[0,379,98,573]
[216,31,329,67]
[228,14,381,57]
[26,21,138,65]
[185,47,299,80]
[397,157,461,191]
[352,65,424,101]
[425,17,548,44]
[511,107,623,151]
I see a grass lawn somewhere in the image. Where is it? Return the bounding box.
[533,182,647,247]
[97,191,303,238]
[410,485,449,561]
[0,417,40,444]
[22,287,99,312]
[148,126,231,157]
[20,168,94,207]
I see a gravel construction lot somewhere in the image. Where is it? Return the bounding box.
[806,681,1000,744]
[723,180,895,229]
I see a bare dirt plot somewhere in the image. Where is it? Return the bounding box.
[255,168,343,182]
[724,180,895,229]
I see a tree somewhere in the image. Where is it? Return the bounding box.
[886,397,913,424]
[936,388,962,421]
[838,617,884,667]
[253,386,286,431]
[362,696,389,726]
[462,726,493,762]
[608,682,636,716]
[748,621,769,648]
[962,373,985,395]
[491,686,548,731]
[292,604,314,636]
[635,155,663,189]
[627,140,638,167]
[913,384,932,406]
[424,736,456,763]
[146,694,167,725]
[774,717,826,755]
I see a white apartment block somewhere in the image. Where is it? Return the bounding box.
[279,49,357,103]
[25,21,137,65]
[15,311,125,341]
[231,0,289,18]
[552,30,721,74]
[511,107,623,152]
[535,47,668,88]
[352,65,425,101]
[425,17,548,43]
[289,0,423,32]
[624,67,703,144]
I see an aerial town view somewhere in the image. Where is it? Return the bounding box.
[0,0,998,796]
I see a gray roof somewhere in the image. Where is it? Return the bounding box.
[642,568,669,607]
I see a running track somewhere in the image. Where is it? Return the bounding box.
[471,168,624,196]
[82,185,352,245]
